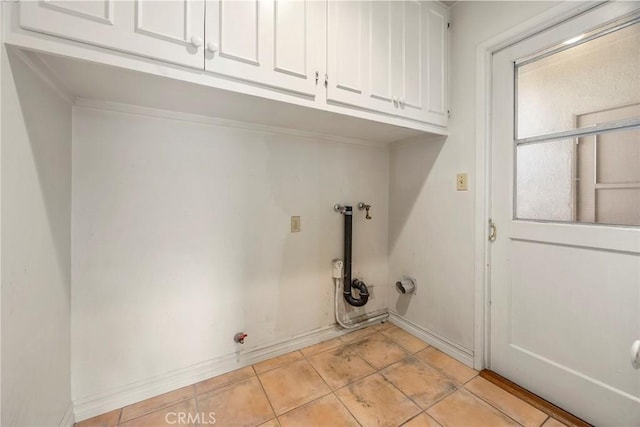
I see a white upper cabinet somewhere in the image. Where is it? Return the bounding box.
[327,1,392,115]
[17,0,448,130]
[205,0,319,97]
[327,1,448,125]
[19,1,206,69]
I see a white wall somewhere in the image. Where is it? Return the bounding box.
[71,106,389,401]
[1,48,72,426]
[388,1,559,351]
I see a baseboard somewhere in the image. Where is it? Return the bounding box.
[59,402,75,427]
[73,317,385,422]
[389,312,474,367]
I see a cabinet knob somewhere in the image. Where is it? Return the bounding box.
[207,42,219,53]
[190,35,203,48]
[392,96,398,107]
[399,97,405,107]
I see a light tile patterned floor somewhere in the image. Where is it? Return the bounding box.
[76,323,567,427]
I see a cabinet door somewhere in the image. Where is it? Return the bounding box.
[326,1,397,115]
[205,0,318,97]
[19,1,205,69]
[395,1,448,126]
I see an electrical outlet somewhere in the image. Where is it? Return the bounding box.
[456,173,469,191]
[291,216,301,232]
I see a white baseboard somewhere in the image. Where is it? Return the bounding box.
[73,318,385,422]
[59,402,75,427]
[389,312,474,367]
[72,313,472,422]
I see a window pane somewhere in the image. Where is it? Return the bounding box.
[595,189,640,226]
[516,139,574,222]
[516,128,640,226]
[516,21,640,139]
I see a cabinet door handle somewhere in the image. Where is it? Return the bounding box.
[399,97,405,107]
[190,35,203,48]
[392,96,398,107]
[207,42,218,53]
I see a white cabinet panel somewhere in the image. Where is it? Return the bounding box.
[401,1,423,113]
[396,0,448,125]
[370,2,394,107]
[19,0,205,68]
[40,1,113,24]
[327,0,448,126]
[425,3,448,125]
[327,1,395,115]
[333,1,362,93]
[274,0,308,78]
[205,0,318,97]
[217,0,260,64]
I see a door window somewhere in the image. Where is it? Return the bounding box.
[514,18,640,226]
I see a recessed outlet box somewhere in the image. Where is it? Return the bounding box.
[291,216,301,232]
[456,173,469,191]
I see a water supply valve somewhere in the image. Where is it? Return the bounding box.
[234,332,248,344]
[358,202,372,220]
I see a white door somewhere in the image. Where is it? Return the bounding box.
[19,0,205,68]
[204,0,319,97]
[490,3,640,426]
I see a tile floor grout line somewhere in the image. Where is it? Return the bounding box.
[539,415,552,427]
[373,346,489,425]
[301,345,364,426]
[254,370,280,421]
[272,389,337,421]
[302,329,380,391]
[376,362,426,424]
[378,325,432,356]
[325,346,442,427]
[253,350,304,375]
[414,349,479,387]
[419,384,460,412]
[117,389,194,426]
[195,368,257,398]
[462,384,530,427]
[193,384,200,427]
[401,411,444,427]
[378,354,459,416]
[347,331,410,372]
[331,389,364,427]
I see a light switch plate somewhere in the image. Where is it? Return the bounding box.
[456,173,469,191]
[291,216,301,232]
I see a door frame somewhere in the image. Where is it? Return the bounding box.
[471,1,609,370]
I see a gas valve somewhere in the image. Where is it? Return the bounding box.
[234,332,248,344]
